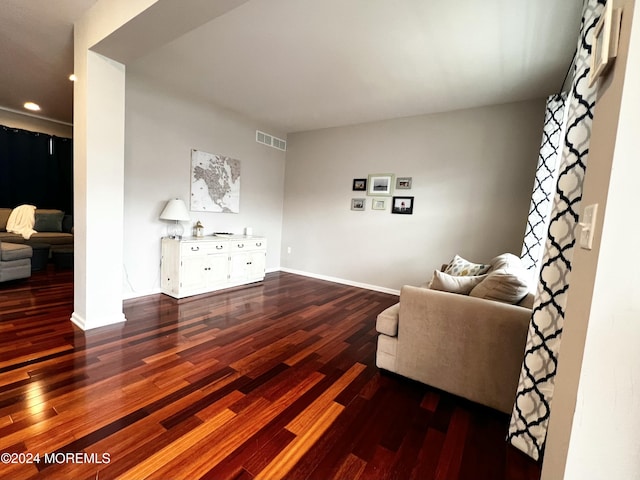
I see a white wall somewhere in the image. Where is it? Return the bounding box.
[0,109,72,138]
[281,99,545,292]
[123,71,286,298]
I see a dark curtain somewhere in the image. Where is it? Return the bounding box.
[0,125,73,213]
[52,136,74,214]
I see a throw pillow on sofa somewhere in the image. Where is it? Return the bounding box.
[429,269,488,294]
[34,209,65,232]
[469,253,529,304]
[444,254,490,276]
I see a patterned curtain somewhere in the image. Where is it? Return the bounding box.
[520,93,568,290]
[508,0,605,461]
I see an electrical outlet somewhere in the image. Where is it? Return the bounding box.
[287,246,292,254]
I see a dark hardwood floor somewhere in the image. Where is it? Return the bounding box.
[0,267,541,479]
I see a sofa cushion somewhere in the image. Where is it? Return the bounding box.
[444,254,490,276]
[376,303,400,336]
[469,253,529,304]
[29,232,74,245]
[429,270,487,295]
[34,210,64,232]
[62,214,73,233]
[0,242,33,261]
[489,252,524,271]
[377,334,397,357]
[0,208,11,232]
[518,292,535,309]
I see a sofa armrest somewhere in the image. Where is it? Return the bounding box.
[376,303,400,336]
[396,285,531,413]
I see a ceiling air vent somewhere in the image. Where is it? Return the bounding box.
[272,137,286,151]
[256,130,286,151]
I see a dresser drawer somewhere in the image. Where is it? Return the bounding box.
[180,241,229,257]
[230,239,267,251]
[201,242,229,254]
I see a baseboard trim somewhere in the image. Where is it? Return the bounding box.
[279,268,400,296]
[71,311,127,331]
[120,269,400,299]
[123,288,162,300]
[70,312,86,330]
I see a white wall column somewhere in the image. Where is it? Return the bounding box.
[72,0,159,330]
[71,51,127,330]
[71,0,251,329]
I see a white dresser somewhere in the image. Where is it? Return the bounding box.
[161,235,267,299]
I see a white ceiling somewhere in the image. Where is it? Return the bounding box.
[0,0,583,132]
[0,0,98,124]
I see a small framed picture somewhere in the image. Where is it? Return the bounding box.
[372,198,387,210]
[391,196,414,214]
[367,174,394,196]
[351,198,366,211]
[396,177,412,189]
[352,178,367,191]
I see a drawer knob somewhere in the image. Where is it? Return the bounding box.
[216,245,223,250]
[237,244,244,248]
[256,242,262,247]
[191,246,200,251]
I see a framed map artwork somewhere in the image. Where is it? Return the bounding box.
[190,149,240,213]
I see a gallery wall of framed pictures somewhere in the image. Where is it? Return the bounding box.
[350,174,414,214]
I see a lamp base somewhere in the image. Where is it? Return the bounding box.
[167,221,184,239]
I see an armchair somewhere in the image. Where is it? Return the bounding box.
[376,285,532,414]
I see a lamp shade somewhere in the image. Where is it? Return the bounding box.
[159,198,190,221]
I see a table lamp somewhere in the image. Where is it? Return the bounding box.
[160,198,190,238]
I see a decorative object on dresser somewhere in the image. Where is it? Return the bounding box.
[161,235,267,299]
[159,198,190,239]
[194,221,204,237]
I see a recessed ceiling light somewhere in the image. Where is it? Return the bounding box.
[69,74,77,82]
[24,102,41,111]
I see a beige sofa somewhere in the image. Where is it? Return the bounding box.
[376,259,533,414]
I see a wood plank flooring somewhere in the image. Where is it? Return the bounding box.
[0,267,542,479]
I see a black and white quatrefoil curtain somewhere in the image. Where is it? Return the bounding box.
[520,93,568,290]
[508,0,605,461]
